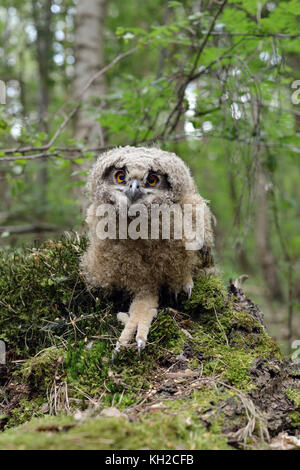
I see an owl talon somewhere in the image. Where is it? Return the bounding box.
[137,338,146,358]
[112,342,121,362]
[184,283,193,300]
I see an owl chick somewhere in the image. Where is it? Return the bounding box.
[80,146,214,357]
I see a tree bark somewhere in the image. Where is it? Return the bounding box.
[32,0,52,133]
[255,163,284,301]
[32,0,53,226]
[74,0,107,146]
[73,0,107,214]
[227,167,252,272]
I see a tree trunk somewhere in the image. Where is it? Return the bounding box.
[73,0,107,214]
[74,0,107,146]
[156,0,171,78]
[255,163,284,301]
[32,0,52,132]
[32,0,53,226]
[227,167,252,273]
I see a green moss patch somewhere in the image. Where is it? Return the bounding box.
[0,405,232,451]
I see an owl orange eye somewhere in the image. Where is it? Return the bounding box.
[115,170,126,184]
[147,174,159,187]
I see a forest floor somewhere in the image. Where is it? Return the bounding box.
[0,235,299,450]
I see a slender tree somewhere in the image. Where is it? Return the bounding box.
[32,0,53,133]
[256,162,284,302]
[32,0,53,223]
[74,0,107,146]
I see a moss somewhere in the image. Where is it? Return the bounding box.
[188,358,200,369]
[226,311,281,359]
[183,275,227,314]
[0,382,266,450]
[287,379,300,430]
[0,237,115,358]
[4,398,45,430]
[287,387,300,430]
[222,351,254,389]
[179,306,280,391]
[148,310,186,354]
[289,411,300,429]
[286,388,300,408]
[61,309,186,402]
[199,347,254,391]
[0,392,232,450]
[16,347,65,393]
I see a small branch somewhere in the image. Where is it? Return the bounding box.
[0,152,61,162]
[0,224,59,234]
[48,45,136,146]
[46,46,136,149]
[160,1,231,136]
[210,32,300,39]
[1,132,299,163]
[0,47,137,156]
[190,0,228,77]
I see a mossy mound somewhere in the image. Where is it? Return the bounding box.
[0,407,232,451]
[0,235,299,450]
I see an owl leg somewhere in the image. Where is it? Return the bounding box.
[136,304,158,357]
[113,293,158,358]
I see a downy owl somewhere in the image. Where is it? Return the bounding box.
[80,146,214,357]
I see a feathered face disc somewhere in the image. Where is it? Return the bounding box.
[86,146,195,206]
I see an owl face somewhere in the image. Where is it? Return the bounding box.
[103,164,171,206]
[86,146,196,207]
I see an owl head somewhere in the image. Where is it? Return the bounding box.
[85,146,196,207]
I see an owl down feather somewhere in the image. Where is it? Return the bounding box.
[80,146,215,358]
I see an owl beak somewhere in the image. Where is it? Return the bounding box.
[126,179,142,202]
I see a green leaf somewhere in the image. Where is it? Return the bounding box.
[73,158,85,164]
[168,1,182,8]
[0,119,8,129]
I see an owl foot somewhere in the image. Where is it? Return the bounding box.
[112,297,158,361]
[183,282,193,300]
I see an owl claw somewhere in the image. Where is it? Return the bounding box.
[112,342,121,362]
[137,338,146,358]
[184,283,193,300]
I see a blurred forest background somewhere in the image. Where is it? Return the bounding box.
[0,0,299,352]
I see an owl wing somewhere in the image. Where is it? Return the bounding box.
[199,244,214,269]
[181,191,214,248]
